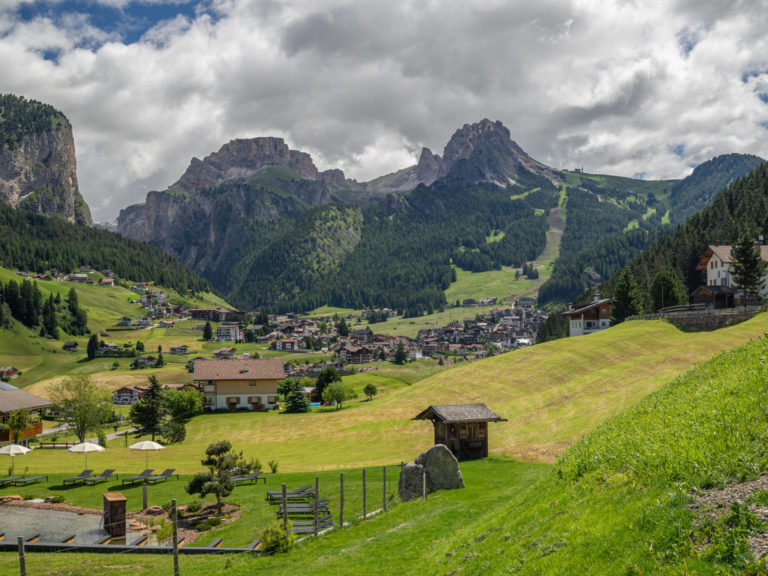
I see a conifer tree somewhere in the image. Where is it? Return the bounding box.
[731,234,767,310]
[611,268,644,325]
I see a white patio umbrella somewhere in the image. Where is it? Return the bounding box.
[129,440,164,470]
[0,443,31,473]
[67,441,105,469]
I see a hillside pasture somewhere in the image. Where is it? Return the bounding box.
[9,315,768,479]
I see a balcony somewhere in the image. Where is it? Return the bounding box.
[0,420,43,442]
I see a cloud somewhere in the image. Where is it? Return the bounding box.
[0,0,767,220]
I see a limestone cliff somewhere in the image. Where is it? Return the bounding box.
[0,95,92,225]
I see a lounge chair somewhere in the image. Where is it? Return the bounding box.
[145,469,179,484]
[266,484,314,501]
[0,476,23,488]
[13,475,47,486]
[121,469,154,486]
[83,469,117,485]
[62,470,93,486]
[233,470,265,484]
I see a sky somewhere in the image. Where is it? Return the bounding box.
[2,0,768,222]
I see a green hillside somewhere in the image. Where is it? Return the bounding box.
[6,318,768,574]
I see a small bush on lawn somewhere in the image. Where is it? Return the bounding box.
[260,521,296,554]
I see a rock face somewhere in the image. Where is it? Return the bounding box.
[170,137,323,196]
[398,444,465,502]
[364,119,558,194]
[0,96,92,225]
[117,137,356,287]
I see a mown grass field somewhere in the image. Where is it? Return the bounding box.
[9,315,768,478]
[7,331,768,574]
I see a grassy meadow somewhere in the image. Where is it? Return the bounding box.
[7,331,768,574]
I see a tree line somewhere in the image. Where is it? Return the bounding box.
[0,202,210,294]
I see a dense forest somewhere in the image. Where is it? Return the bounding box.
[0,94,65,151]
[0,204,210,294]
[227,177,559,314]
[538,155,765,307]
[667,153,764,224]
[626,162,768,302]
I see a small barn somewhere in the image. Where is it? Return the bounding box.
[413,403,506,460]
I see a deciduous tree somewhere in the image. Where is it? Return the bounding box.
[49,375,113,442]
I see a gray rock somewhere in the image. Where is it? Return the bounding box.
[398,444,465,502]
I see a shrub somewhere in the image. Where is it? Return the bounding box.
[208,517,222,527]
[187,502,201,513]
[260,521,296,554]
[196,521,211,531]
[268,459,279,474]
[51,495,65,504]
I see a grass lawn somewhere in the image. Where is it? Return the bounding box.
[4,320,768,574]
[9,315,768,479]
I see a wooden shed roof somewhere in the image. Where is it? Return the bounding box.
[413,403,506,423]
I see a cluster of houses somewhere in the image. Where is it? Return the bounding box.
[252,301,548,368]
[563,243,768,338]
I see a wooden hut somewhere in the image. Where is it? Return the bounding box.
[413,403,506,460]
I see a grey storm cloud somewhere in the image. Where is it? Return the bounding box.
[0,0,767,221]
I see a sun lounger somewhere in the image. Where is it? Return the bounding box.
[121,469,154,485]
[62,470,93,486]
[145,469,178,484]
[0,476,23,488]
[13,475,47,486]
[266,484,314,501]
[233,471,265,484]
[83,469,117,485]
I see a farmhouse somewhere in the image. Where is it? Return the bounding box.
[194,358,285,411]
[0,366,19,380]
[413,403,506,460]
[0,382,51,445]
[695,244,768,307]
[562,294,614,337]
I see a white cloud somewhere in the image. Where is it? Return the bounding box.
[1,0,767,220]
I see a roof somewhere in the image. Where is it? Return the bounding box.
[413,403,506,423]
[697,244,768,270]
[0,387,52,414]
[562,298,614,317]
[193,358,285,381]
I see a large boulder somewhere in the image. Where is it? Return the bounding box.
[398,444,465,502]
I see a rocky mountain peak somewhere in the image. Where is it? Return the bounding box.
[0,94,92,225]
[172,137,345,196]
[437,118,555,185]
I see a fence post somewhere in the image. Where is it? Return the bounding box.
[281,483,288,531]
[339,472,344,528]
[382,466,387,512]
[172,498,179,576]
[142,481,148,510]
[18,537,26,576]
[362,468,367,520]
[313,476,319,538]
[422,469,427,501]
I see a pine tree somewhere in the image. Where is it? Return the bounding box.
[86,333,100,360]
[650,266,688,311]
[611,267,644,325]
[203,321,213,341]
[731,234,768,310]
[130,374,165,440]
